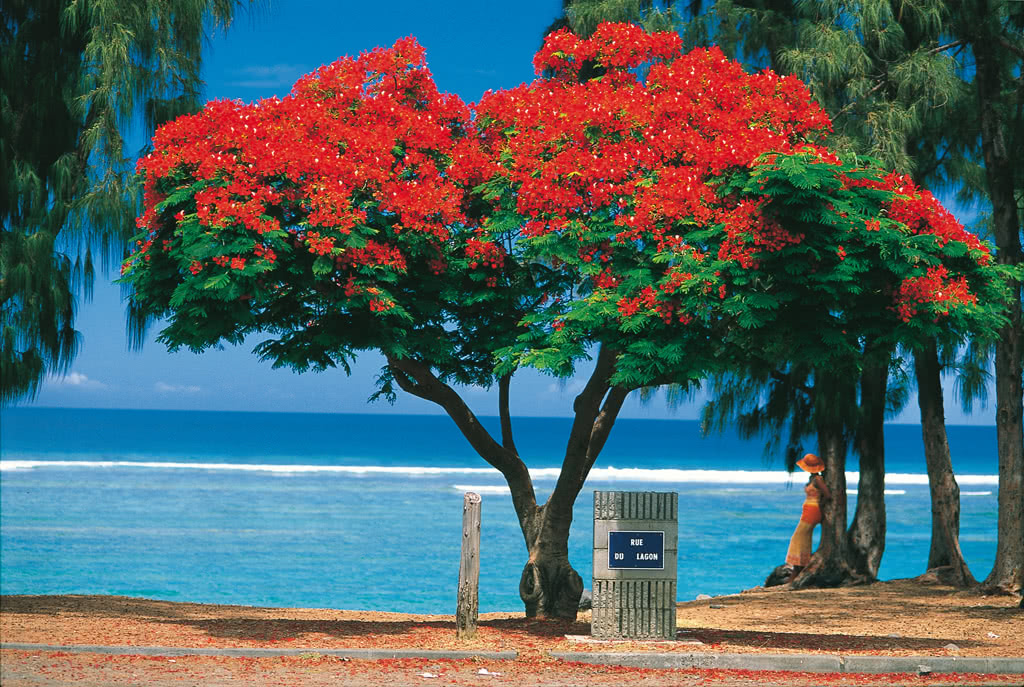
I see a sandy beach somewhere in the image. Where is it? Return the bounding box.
[2,579,1021,685]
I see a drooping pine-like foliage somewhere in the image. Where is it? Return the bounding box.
[0,0,245,404]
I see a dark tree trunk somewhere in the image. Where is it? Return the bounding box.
[988,294,1024,594]
[846,356,887,580]
[517,503,584,618]
[914,338,976,587]
[970,7,1024,596]
[385,347,629,619]
[522,345,628,617]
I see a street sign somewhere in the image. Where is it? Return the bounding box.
[608,530,665,569]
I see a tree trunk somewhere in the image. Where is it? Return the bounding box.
[516,346,628,617]
[970,7,1024,596]
[914,338,976,587]
[517,502,584,618]
[846,356,887,580]
[987,296,1024,594]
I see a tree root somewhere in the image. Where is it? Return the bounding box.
[519,558,583,619]
[790,557,872,590]
[519,561,544,618]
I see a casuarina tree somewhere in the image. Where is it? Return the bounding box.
[0,0,248,404]
[121,24,1008,616]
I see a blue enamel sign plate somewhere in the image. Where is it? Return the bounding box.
[608,530,665,569]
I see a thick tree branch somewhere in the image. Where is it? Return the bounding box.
[386,354,537,517]
[584,386,630,471]
[386,354,507,463]
[550,383,630,517]
[498,373,518,454]
[387,363,434,402]
[566,344,618,455]
[548,345,619,515]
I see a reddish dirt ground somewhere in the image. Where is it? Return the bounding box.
[2,580,1021,686]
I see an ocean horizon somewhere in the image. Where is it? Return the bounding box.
[0,407,1000,613]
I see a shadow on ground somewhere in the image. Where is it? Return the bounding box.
[0,595,589,643]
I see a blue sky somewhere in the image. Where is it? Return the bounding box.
[18,0,996,424]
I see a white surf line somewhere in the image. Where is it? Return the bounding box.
[451,484,511,494]
[849,489,906,495]
[0,461,1000,486]
[0,460,496,474]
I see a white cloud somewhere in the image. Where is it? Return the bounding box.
[228,63,309,89]
[155,381,202,394]
[51,371,107,390]
[547,379,586,396]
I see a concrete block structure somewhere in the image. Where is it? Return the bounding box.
[592,491,678,639]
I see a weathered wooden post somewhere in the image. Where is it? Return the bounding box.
[456,491,481,639]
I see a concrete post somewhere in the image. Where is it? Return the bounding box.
[592,491,678,639]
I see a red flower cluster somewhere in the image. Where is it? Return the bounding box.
[343,240,408,271]
[304,232,336,256]
[716,199,803,268]
[465,238,505,270]
[533,22,683,77]
[894,266,978,322]
[252,243,277,264]
[132,36,487,315]
[478,24,834,326]
[369,298,395,312]
[885,175,991,264]
[594,268,622,289]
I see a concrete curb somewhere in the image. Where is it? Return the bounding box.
[843,655,1024,675]
[551,651,1024,675]
[0,643,517,661]
[4,643,1022,675]
[553,651,841,672]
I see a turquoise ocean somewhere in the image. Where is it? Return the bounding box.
[0,408,1000,613]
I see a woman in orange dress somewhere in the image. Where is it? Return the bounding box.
[784,453,831,581]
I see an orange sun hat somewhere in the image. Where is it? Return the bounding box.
[796,453,825,473]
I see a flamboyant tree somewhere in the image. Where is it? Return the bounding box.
[122,24,1007,616]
